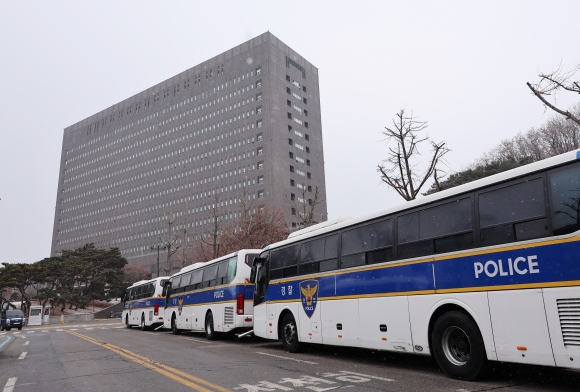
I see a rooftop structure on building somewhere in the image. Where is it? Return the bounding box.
[51,32,328,275]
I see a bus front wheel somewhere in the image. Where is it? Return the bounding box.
[171,314,181,335]
[205,312,216,340]
[281,313,302,353]
[432,311,487,380]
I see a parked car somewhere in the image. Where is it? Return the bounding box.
[1,309,26,331]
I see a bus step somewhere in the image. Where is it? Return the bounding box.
[237,330,254,339]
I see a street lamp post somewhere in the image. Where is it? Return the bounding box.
[150,244,166,278]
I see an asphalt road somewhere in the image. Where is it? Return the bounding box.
[0,319,578,392]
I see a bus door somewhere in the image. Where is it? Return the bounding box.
[251,254,269,336]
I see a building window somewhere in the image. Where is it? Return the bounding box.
[307,185,312,192]
[290,165,294,173]
[307,159,311,166]
[287,100,292,107]
[305,122,309,128]
[257,120,263,128]
[291,179,295,186]
[287,87,291,94]
[291,193,296,201]
[256,67,261,75]
[292,222,297,228]
[257,147,263,155]
[305,134,309,141]
[287,112,292,119]
[257,106,262,114]
[289,152,294,159]
[286,75,290,82]
[288,138,293,145]
[257,176,264,184]
[288,125,292,131]
[303,97,308,104]
[296,156,305,164]
[302,86,306,92]
[256,80,262,88]
[292,208,296,215]
[256,133,263,141]
[256,93,262,101]
[258,190,264,199]
[257,161,264,170]
[294,118,303,125]
[307,172,311,179]
[306,146,310,153]
[304,110,308,116]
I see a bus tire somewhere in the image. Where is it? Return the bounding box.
[140,314,147,331]
[171,314,181,335]
[126,316,132,329]
[432,311,487,380]
[281,313,302,353]
[5,328,10,331]
[205,312,216,341]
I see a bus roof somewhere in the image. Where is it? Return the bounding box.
[127,276,168,289]
[172,249,263,278]
[266,149,580,250]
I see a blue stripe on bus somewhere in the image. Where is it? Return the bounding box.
[166,284,254,308]
[124,297,165,310]
[262,238,580,302]
[577,150,580,159]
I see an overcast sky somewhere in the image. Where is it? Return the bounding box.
[1,1,578,265]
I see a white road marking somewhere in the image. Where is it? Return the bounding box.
[113,326,125,329]
[13,332,19,334]
[24,341,29,346]
[183,338,212,344]
[70,329,78,331]
[18,335,26,339]
[333,371,394,382]
[42,330,48,333]
[56,329,64,331]
[85,328,94,330]
[3,377,17,392]
[256,351,318,365]
[18,352,27,360]
[144,332,156,335]
[27,331,35,334]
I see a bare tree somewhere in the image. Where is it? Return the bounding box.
[287,185,325,229]
[158,211,181,274]
[377,110,450,201]
[221,187,289,252]
[190,192,226,264]
[527,64,580,127]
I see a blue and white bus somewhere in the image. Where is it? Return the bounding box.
[251,150,580,380]
[122,277,168,330]
[163,249,261,339]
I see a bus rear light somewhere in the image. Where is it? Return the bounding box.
[154,303,159,316]
[245,318,252,322]
[382,337,387,341]
[236,293,244,315]
[517,346,527,351]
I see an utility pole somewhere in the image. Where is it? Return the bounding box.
[150,244,166,278]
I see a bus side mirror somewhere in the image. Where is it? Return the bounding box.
[121,292,127,303]
[163,282,172,309]
[250,266,257,284]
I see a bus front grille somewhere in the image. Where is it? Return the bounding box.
[557,298,580,347]
[224,307,234,325]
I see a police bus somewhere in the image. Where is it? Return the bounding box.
[163,249,261,339]
[122,277,168,330]
[251,150,580,380]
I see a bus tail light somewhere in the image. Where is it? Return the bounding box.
[236,293,244,315]
[154,303,159,316]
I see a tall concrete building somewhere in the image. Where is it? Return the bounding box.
[51,32,327,274]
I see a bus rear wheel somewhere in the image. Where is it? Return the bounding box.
[281,313,302,353]
[432,311,487,380]
[171,314,181,335]
[205,313,216,340]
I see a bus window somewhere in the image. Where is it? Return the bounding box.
[217,261,229,284]
[479,178,547,246]
[170,276,181,295]
[227,257,238,283]
[180,273,192,292]
[270,244,299,279]
[549,162,580,235]
[245,253,258,267]
[300,234,338,274]
[191,270,203,289]
[203,264,218,287]
[342,219,392,267]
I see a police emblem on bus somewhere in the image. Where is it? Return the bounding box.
[299,280,319,318]
[177,296,184,316]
